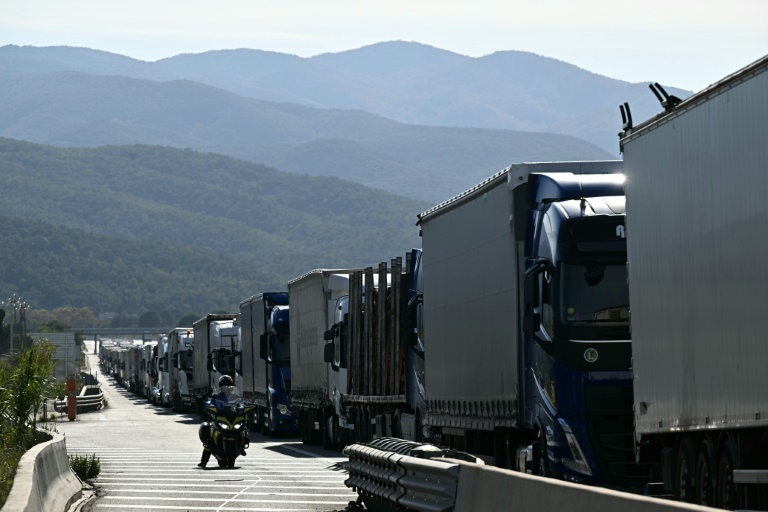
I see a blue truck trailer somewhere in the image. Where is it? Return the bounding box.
[239,292,298,436]
[416,160,646,490]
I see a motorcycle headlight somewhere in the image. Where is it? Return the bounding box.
[219,422,230,430]
[233,423,243,430]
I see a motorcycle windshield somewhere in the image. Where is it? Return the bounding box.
[217,386,244,405]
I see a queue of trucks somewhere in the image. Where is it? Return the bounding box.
[95,55,767,510]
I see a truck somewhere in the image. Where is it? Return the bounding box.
[140,341,157,398]
[192,313,238,416]
[621,55,768,508]
[239,292,298,436]
[416,160,645,490]
[321,250,425,449]
[288,269,355,446]
[168,328,194,412]
[154,335,170,406]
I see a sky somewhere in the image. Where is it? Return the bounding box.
[2,0,766,92]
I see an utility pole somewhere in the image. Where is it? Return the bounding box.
[8,294,19,355]
[19,302,28,349]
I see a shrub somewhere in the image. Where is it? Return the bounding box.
[69,454,100,480]
[0,341,59,506]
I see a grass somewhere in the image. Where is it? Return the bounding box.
[69,454,100,480]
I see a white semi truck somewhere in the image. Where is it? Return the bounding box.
[168,328,194,412]
[288,269,354,445]
[621,55,768,508]
[192,313,238,416]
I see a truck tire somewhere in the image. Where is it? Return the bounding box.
[695,437,715,507]
[716,436,740,510]
[322,409,333,449]
[675,437,695,503]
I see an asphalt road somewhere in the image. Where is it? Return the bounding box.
[55,341,358,512]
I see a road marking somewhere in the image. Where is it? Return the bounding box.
[93,506,334,511]
[96,483,348,489]
[103,497,351,504]
[95,476,346,481]
[100,490,351,496]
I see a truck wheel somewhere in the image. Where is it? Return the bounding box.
[322,409,333,449]
[695,438,715,506]
[534,429,548,477]
[716,437,740,510]
[675,438,695,503]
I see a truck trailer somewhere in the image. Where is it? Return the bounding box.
[321,250,425,449]
[417,160,645,490]
[168,328,194,412]
[239,292,298,436]
[288,269,355,445]
[622,55,768,508]
[192,313,238,416]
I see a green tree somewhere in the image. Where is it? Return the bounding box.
[36,320,70,333]
[176,314,199,328]
[138,311,162,327]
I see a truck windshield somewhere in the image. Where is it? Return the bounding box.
[559,262,629,326]
[178,350,192,371]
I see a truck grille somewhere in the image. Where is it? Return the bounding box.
[585,386,650,490]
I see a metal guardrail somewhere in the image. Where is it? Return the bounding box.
[53,385,104,414]
[344,438,469,512]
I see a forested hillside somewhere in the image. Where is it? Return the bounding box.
[0,138,426,315]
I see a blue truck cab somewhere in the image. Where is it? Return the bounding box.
[522,172,642,489]
[417,161,645,491]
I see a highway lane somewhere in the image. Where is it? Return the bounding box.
[57,343,357,512]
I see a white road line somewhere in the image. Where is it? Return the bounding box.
[100,489,353,496]
[96,483,348,489]
[95,476,346,482]
[93,506,327,511]
[103,497,350,504]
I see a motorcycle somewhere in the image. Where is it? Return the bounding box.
[199,387,254,468]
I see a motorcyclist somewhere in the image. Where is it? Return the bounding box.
[198,375,249,467]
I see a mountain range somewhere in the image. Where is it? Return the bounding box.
[0,41,686,318]
[0,42,690,203]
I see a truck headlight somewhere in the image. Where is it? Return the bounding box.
[277,404,291,416]
[557,418,593,476]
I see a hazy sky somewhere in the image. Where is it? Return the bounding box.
[2,0,766,92]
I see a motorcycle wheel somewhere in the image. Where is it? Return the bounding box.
[227,457,236,468]
[217,459,227,468]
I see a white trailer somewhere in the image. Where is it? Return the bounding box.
[192,314,238,415]
[154,335,170,406]
[622,55,768,508]
[288,269,354,445]
[168,328,194,412]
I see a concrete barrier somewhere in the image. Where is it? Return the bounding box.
[453,461,719,512]
[1,433,82,512]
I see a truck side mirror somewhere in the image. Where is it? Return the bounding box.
[524,261,551,343]
[406,293,423,348]
[259,333,268,360]
[323,327,335,341]
[206,353,213,371]
[323,342,335,364]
